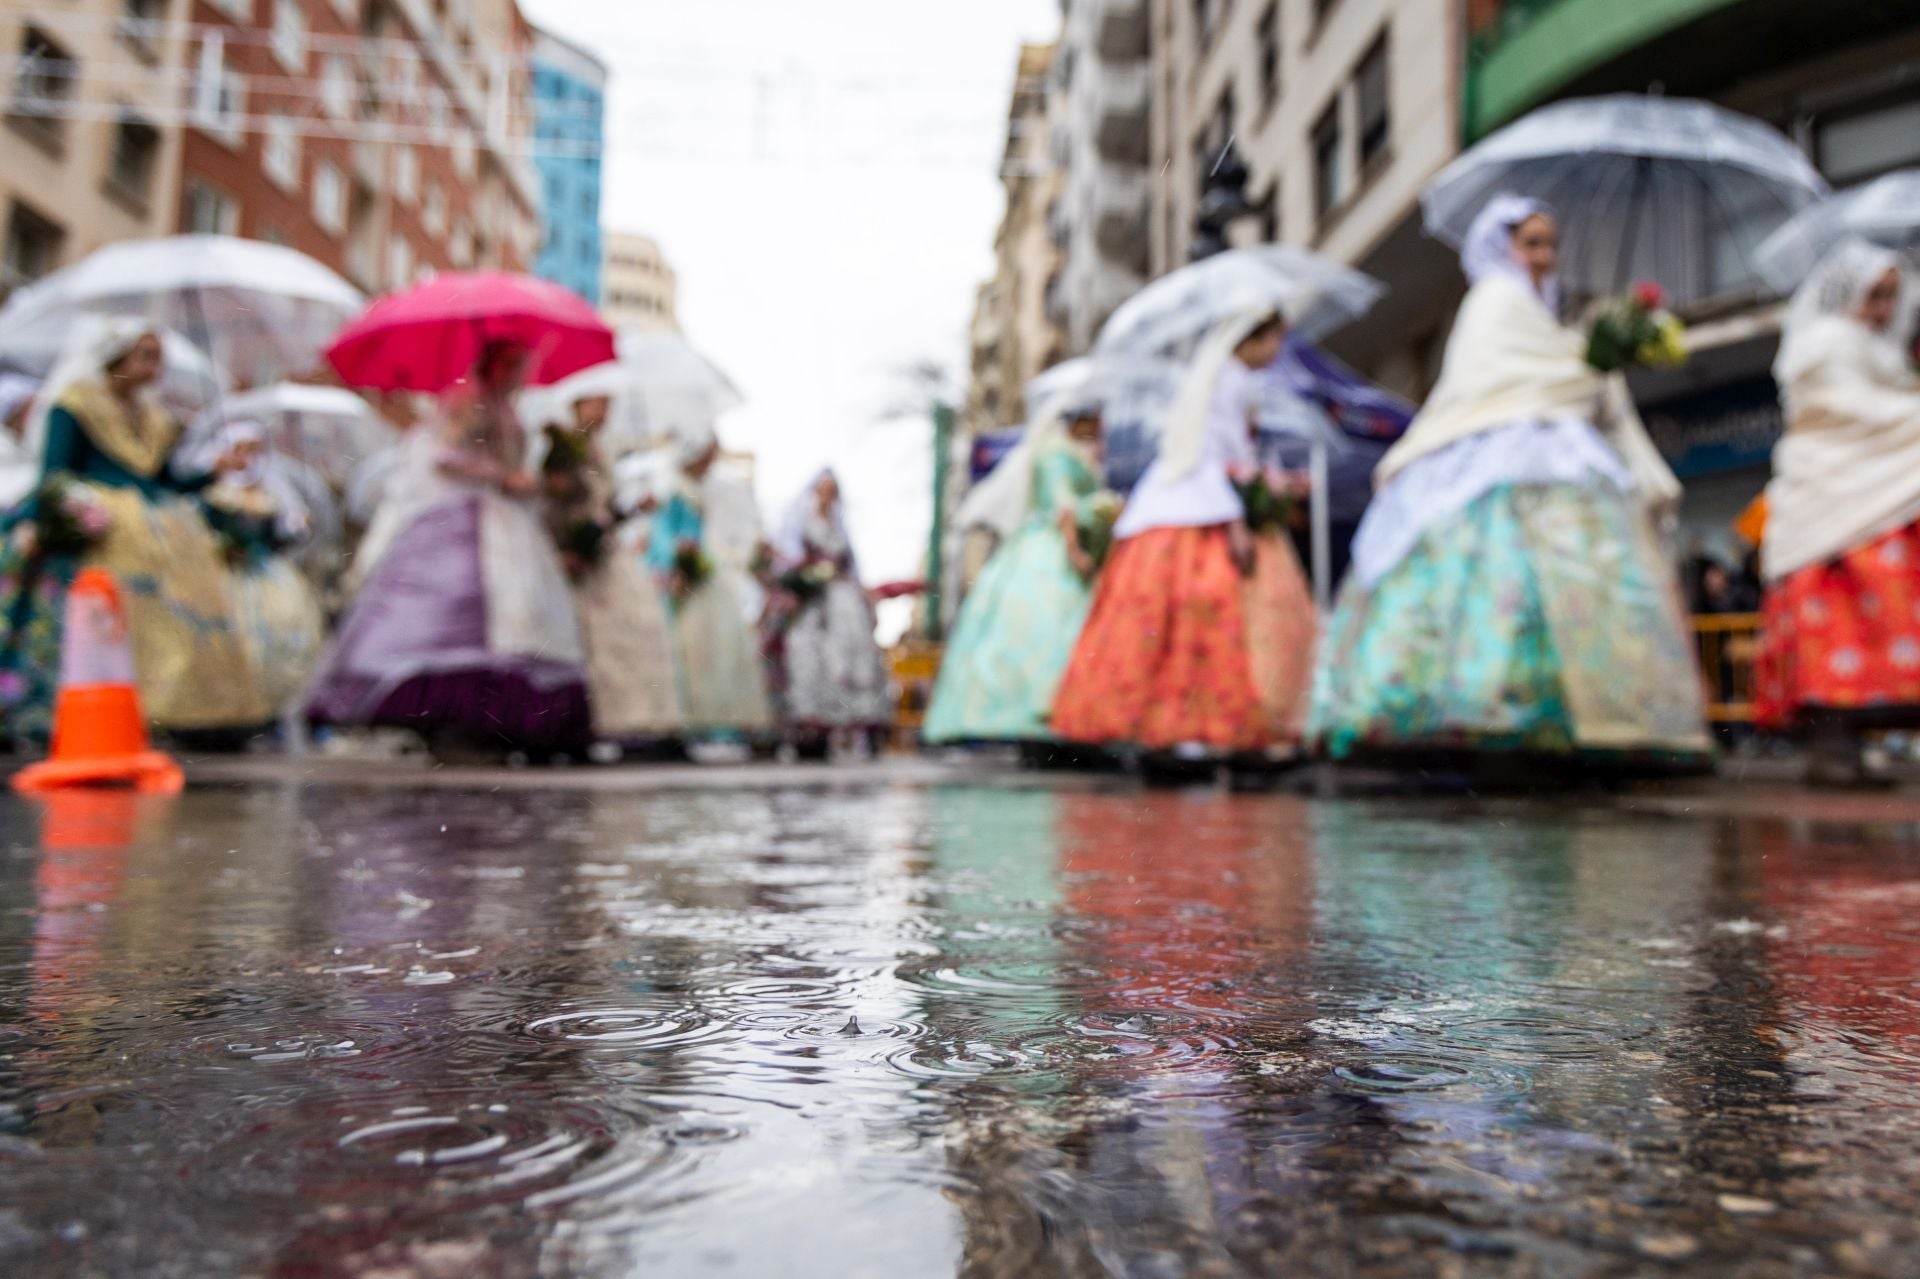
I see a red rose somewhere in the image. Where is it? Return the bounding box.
[1632,281,1665,310]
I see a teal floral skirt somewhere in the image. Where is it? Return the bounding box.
[0,536,80,747]
[1309,481,1710,764]
[925,519,1093,744]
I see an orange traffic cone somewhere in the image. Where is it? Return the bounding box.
[12,568,184,794]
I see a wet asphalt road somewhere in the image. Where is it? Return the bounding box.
[2,767,1919,1277]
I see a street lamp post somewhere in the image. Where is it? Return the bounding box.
[926,400,955,643]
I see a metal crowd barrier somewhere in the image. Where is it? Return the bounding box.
[1692,612,1762,725]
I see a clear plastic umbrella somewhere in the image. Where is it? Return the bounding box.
[1093,246,1385,357]
[1754,168,1920,292]
[192,383,392,493]
[1423,95,1829,307]
[0,235,363,386]
[0,316,232,423]
[534,330,744,452]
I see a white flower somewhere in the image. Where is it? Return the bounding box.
[1830,647,1866,678]
[1891,637,1920,670]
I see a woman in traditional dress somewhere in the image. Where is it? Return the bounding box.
[1051,311,1316,755]
[645,424,773,737]
[196,420,326,713]
[306,341,590,757]
[768,469,890,752]
[0,322,268,746]
[1309,195,1710,769]
[924,397,1109,748]
[540,388,685,747]
[1753,240,1920,784]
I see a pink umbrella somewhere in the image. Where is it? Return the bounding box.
[325,272,615,393]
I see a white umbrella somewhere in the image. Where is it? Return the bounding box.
[536,330,744,451]
[1093,246,1385,358]
[193,383,391,491]
[0,317,232,421]
[1423,95,1829,308]
[1755,168,1920,292]
[0,235,362,386]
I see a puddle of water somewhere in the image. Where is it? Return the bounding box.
[1,783,1918,1275]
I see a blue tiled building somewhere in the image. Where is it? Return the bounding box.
[531,29,608,305]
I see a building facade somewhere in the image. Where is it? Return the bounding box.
[1054,0,1154,354]
[0,0,546,360]
[602,231,678,331]
[1148,0,1467,399]
[964,41,1066,435]
[178,0,542,310]
[0,0,194,297]
[530,26,605,304]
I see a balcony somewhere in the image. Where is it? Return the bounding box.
[1088,63,1150,168]
[1087,0,1149,63]
[1092,166,1151,275]
[1465,0,1740,139]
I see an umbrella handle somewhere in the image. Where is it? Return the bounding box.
[1310,435,1331,613]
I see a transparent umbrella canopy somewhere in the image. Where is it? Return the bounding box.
[0,317,232,424]
[0,236,362,385]
[191,383,392,493]
[1093,246,1386,358]
[533,331,745,455]
[1423,95,1829,308]
[1754,168,1920,292]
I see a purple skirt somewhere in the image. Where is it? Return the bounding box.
[306,496,590,751]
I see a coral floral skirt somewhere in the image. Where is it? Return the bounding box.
[1049,525,1315,752]
[1756,517,1920,730]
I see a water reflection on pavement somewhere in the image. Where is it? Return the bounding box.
[2,781,1918,1276]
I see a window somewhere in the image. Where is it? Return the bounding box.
[3,200,64,289]
[263,115,300,190]
[106,115,161,207]
[423,181,447,236]
[206,0,251,19]
[320,54,354,119]
[120,0,166,60]
[1816,99,1920,185]
[388,235,412,288]
[1260,186,1280,242]
[1315,0,1341,22]
[1313,100,1344,220]
[1257,5,1280,111]
[194,49,246,147]
[271,0,307,72]
[330,0,359,19]
[395,145,419,203]
[451,222,474,268]
[12,28,76,144]
[453,130,477,179]
[312,161,346,234]
[183,180,238,235]
[1356,34,1391,174]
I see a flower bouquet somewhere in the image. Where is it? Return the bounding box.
[779,559,839,605]
[1585,281,1688,374]
[1232,466,1302,535]
[1076,492,1125,578]
[21,477,111,560]
[672,540,714,593]
[559,516,608,577]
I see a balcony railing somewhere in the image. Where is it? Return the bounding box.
[1086,63,1150,168]
[1086,0,1150,63]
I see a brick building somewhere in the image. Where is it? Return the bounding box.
[178,0,543,306]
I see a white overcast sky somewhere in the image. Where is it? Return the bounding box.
[520,0,1059,617]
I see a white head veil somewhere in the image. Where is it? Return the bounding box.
[955,395,1099,540]
[22,317,158,466]
[1774,238,1912,388]
[773,467,856,569]
[1158,308,1275,482]
[1462,193,1561,314]
[0,374,40,428]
